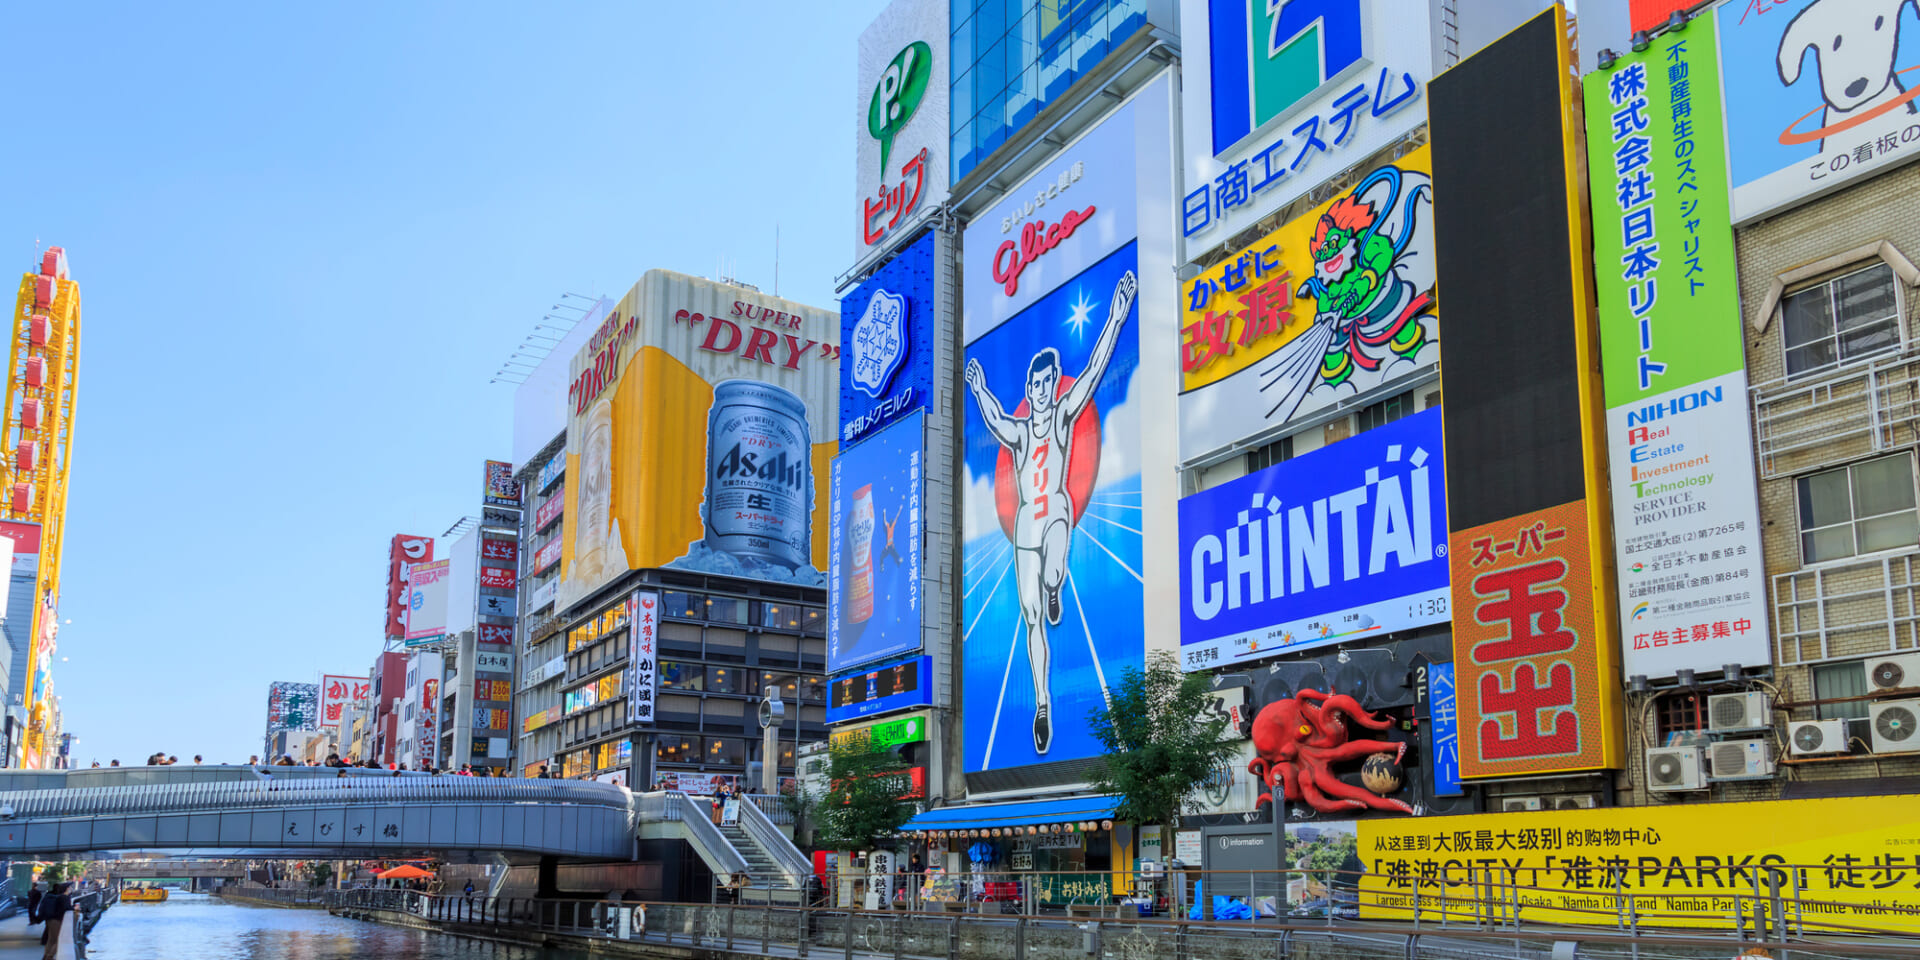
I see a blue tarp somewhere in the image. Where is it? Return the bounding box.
[899,794,1121,832]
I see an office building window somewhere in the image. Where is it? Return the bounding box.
[657,736,701,764]
[764,603,803,631]
[706,737,747,766]
[1783,262,1900,377]
[1245,435,1293,474]
[1813,661,1871,721]
[708,665,741,695]
[1797,454,1919,563]
[1653,692,1704,743]
[660,662,705,692]
[706,596,748,624]
[761,672,799,701]
[1356,391,1415,435]
[950,0,1150,181]
[664,591,702,619]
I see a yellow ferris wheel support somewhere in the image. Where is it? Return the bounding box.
[3,248,78,769]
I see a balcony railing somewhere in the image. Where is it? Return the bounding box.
[1773,551,1920,665]
[1750,349,1920,480]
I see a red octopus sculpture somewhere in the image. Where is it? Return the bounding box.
[1247,689,1412,815]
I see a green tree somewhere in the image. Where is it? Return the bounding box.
[1088,650,1241,828]
[310,862,335,889]
[813,741,915,850]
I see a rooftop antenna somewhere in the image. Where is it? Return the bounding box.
[775,224,780,298]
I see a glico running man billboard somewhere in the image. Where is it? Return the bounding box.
[1179,407,1449,671]
[556,271,839,610]
[961,90,1150,771]
[829,410,925,675]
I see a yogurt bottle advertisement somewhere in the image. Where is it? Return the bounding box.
[828,410,925,676]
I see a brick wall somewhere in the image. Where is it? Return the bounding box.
[1614,160,1920,807]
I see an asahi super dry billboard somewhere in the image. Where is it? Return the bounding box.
[557,271,838,610]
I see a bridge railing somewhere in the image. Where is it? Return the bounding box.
[321,877,1920,960]
[0,773,631,819]
[216,886,331,907]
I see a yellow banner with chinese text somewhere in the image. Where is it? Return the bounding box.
[1358,795,1920,933]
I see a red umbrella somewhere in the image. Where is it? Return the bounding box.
[376,865,434,880]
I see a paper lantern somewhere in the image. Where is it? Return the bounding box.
[1101,820,1114,831]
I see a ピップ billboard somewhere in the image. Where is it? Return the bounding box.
[1586,17,1769,679]
[1179,146,1437,461]
[1716,0,1920,222]
[556,271,839,610]
[856,0,949,251]
[829,410,925,676]
[1179,407,1449,671]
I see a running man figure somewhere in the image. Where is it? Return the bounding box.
[964,270,1136,754]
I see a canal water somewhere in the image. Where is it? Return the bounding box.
[84,892,592,960]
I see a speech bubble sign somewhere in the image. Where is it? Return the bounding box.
[868,40,932,176]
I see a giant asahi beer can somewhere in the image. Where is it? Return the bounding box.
[702,380,814,569]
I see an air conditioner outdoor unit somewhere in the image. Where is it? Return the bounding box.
[1870,699,1920,754]
[1864,653,1920,693]
[1707,691,1771,731]
[1789,718,1852,756]
[1706,739,1775,780]
[1551,795,1599,809]
[1501,797,1542,812]
[1645,746,1705,792]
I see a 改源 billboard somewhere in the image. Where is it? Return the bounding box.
[1179,146,1437,462]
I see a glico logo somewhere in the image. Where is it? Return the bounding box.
[1209,0,1368,154]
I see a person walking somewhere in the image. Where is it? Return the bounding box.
[37,882,71,960]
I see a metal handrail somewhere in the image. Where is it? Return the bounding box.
[317,877,1920,958]
[633,791,753,880]
[732,793,809,885]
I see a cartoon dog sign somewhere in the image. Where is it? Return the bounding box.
[1718,0,1920,221]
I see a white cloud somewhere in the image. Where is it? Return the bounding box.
[1092,363,1143,491]
[962,461,1002,545]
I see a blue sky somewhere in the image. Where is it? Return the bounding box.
[0,2,886,767]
